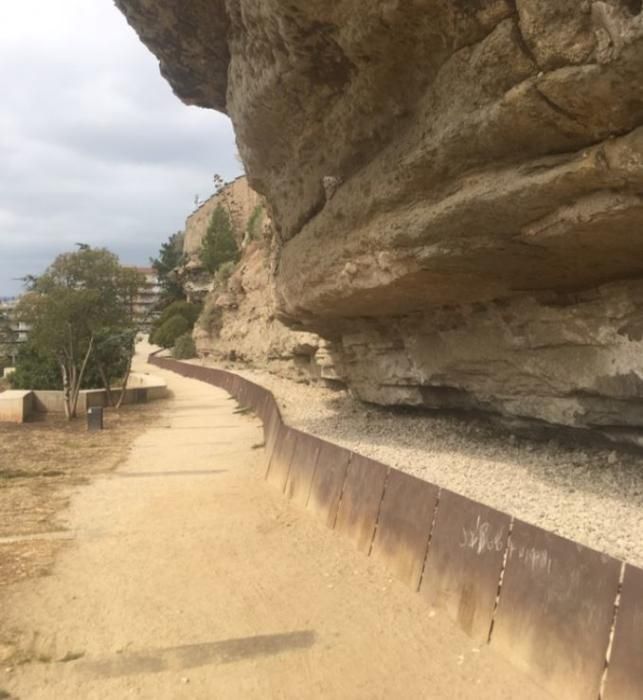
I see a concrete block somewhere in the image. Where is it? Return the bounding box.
[0,390,34,423]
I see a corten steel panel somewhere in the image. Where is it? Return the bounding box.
[255,392,271,422]
[245,384,260,413]
[256,386,271,415]
[334,453,389,554]
[420,490,510,641]
[230,375,242,400]
[263,403,282,464]
[254,389,272,422]
[491,520,621,700]
[265,426,298,493]
[247,385,264,415]
[209,368,225,388]
[604,564,643,700]
[371,470,438,591]
[219,372,233,392]
[252,392,268,423]
[245,383,265,414]
[285,433,323,507]
[235,379,248,405]
[307,441,351,528]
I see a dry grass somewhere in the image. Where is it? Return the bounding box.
[0,403,163,587]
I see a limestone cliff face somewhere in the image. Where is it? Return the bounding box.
[176,177,325,378]
[117,0,643,433]
[184,177,261,260]
[194,241,327,382]
[180,177,262,301]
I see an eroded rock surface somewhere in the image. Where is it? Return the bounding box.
[195,242,327,382]
[176,177,325,380]
[180,176,262,302]
[117,0,643,433]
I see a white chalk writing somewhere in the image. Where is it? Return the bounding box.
[508,541,553,575]
[459,517,505,555]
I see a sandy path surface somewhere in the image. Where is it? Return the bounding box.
[1,359,550,699]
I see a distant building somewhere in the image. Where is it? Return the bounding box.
[0,297,26,364]
[127,267,161,331]
[0,297,29,342]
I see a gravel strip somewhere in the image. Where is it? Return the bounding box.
[201,359,643,568]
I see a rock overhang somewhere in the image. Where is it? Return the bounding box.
[115,0,643,433]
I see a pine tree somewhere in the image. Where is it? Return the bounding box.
[200,205,240,274]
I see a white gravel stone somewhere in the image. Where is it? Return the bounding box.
[206,360,643,568]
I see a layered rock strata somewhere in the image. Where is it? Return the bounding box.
[117,0,643,432]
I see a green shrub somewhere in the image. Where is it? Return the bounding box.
[10,342,61,390]
[152,301,202,333]
[197,297,223,336]
[200,204,240,274]
[152,315,190,349]
[173,333,197,359]
[10,341,104,390]
[214,260,235,287]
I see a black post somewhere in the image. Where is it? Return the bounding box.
[87,406,104,432]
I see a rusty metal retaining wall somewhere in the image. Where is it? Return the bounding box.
[149,354,642,700]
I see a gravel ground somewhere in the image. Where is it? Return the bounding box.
[201,360,643,568]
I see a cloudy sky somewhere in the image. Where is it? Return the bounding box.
[0,0,241,297]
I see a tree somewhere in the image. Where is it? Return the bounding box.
[152,315,190,349]
[17,247,143,419]
[152,301,202,330]
[93,328,137,408]
[9,341,60,390]
[173,333,196,359]
[200,204,240,274]
[151,232,185,306]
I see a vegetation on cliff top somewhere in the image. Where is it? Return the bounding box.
[200,204,240,275]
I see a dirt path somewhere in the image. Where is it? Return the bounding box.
[0,359,551,699]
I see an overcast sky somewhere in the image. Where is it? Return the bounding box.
[0,0,241,297]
